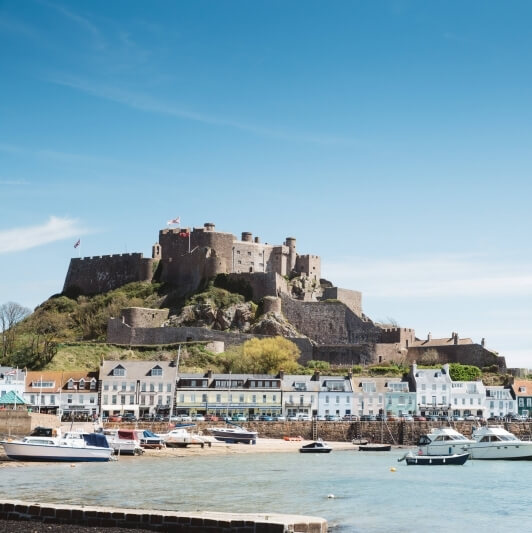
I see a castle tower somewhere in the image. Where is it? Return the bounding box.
[242,232,253,242]
[285,237,297,272]
[152,243,162,260]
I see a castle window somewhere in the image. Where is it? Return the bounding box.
[248,252,251,256]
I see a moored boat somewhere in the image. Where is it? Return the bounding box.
[207,424,257,444]
[417,427,475,456]
[1,427,113,462]
[469,426,532,460]
[398,451,470,465]
[104,429,144,455]
[299,440,332,453]
[136,429,165,449]
[358,443,391,452]
[160,426,209,448]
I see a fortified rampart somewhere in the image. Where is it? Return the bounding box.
[63,254,153,295]
[406,344,506,370]
[321,287,363,316]
[280,295,382,345]
[107,317,314,361]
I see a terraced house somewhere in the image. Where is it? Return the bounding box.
[512,380,532,418]
[100,361,177,419]
[175,372,282,418]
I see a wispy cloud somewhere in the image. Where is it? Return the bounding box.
[0,142,24,154]
[0,216,86,253]
[48,75,359,145]
[39,0,106,50]
[323,253,532,298]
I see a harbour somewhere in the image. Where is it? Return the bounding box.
[1,440,531,532]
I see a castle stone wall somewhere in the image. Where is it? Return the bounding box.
[406,344,506,370]
[107,319,314,361]
[281,295,381,345]
[311,344,376,366]
[226,272,288,301]
[120,308,169,328]
[63,254,153,295]
[322,287,362,315]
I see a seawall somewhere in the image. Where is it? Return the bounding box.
[0,500,327,533]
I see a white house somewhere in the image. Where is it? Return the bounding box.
[408,363,453,417]
[485,386,516,419]
[450,380,486,418]
[0,367,25,399]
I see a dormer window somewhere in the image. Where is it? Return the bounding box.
[67,379,75,390]
[113,366,125,377]
[519,387,526,393]
[90,379,97,390]
[151,366,163,377]
[79,379,85,389]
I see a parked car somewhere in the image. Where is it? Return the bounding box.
[297,414,311,421]
[232,414,247,422]
[121,414,137,423]
[204,414,219,422]
[413,415,426,421]
[108,415,122,422]
[192,414,205,422]
[342,414,359,421]
[274,415,286,421]
[259,415,274,421]
[360,415,376,421]
[325,415,341,421]
[175,414,192,422]
[401,415,414,422]
[375,414,388,422]
[451,415,464,421]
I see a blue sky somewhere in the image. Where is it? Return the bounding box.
[1,1,531,368]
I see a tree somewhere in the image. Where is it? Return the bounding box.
[448,363,482,382]
[0,301,31,361]
[221,337,301,374]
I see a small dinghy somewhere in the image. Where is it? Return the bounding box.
[398,452,470,465]
[299,440,332,453]
[358,443,391,452]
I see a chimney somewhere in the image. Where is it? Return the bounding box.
[313,370,321,381]
[347,369,353,380]
[207,369,212,379]
[453,333,459,345]
[254,236,260,243]
[481,338,485,347]
[278,370,284,380]
[427,332,432,341]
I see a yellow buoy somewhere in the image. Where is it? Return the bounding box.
[390,467,397,472]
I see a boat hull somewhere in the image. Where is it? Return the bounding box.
[208,427,257,444]
[359,444,391,452]
[2,442,112,462]
[469,444,532,460]
[405,453,469,465]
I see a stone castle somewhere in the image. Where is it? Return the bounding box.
[63,222,505,370]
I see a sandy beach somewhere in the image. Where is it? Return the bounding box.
[0,437,356,467]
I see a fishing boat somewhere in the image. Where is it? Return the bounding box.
[0,427,113,462]
[299,440,332,453]
[398,451,470,465]
[468,426,532,460]
[207,423,257,444]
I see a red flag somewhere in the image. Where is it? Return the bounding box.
[179,231,190,238]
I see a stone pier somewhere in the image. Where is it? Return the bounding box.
[0,500,327,533]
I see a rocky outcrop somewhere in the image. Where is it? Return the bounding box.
[165,302,255,332]
[249,312,305,338]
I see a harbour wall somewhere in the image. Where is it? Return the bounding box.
[103,421,532,446]
[0,499,326,533]
[0,411,60,438]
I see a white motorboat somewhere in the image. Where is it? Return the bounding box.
[207,425,257,444]
[417,427,475,456]
[103,429,144,455]
[136,429,165,449]
[299,440,332,453]
[159,426,208,448]
[1,427,113,462]
[468,426,532,460]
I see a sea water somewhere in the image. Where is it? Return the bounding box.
[1,449,531,532]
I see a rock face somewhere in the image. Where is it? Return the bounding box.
[166,301,257,333]
[249,312,304,338]
[165,301,304,338]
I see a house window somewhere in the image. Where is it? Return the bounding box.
[103,395,108,404]
[121,382,126,391]
[216,394,221,403]
[90,381,96,390]
[130,395,135,404]
[325,396,329,404]
[120,396,125,405]
[112,395,117,405]
[166,396,171,405]
[150,383,155,392]
[113,367,125,377]
[202,394,208,403]
[252,395,256,403]
[90,397,95,404]
[79,395,84,404]
[158,383,163,392]
[167,383,172,392]
[191,394,196,402]
[240,394,245,402]
[67,380,75,390]
[263,395,267,403]
[151,367,163,376]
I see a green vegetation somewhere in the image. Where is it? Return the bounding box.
[186,284,244,309]
[213,274,253,301]
[448,363,482,381]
